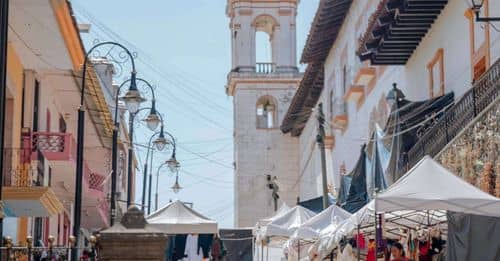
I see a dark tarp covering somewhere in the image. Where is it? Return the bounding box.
[383,93,454,181]
[342,146,368,213]
[339,93,455,213]
[298,195,336,213]
[220,228,253,261]
[447,212,500,261]
[337,174,352,207]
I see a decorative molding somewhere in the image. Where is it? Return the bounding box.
[238,9,253,16]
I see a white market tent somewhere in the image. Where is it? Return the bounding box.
[315,156,500,258]
[263,205,316,238]
[285,204,352,260]
[377,156,500,216]
[293,204,351,240]
[146,200,218,234]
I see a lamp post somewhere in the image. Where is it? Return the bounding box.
[468,0,500,22]
[117,79,159,208]
[110,77,159,225]
[153,138,180,211]
[141,123,169,213]
[73,41,137,260]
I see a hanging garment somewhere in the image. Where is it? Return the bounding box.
[418,241,431,261]
[340,244,356,261]
[197,234,214,258]
[211,236,225,261]
[366,240,376,261]
[184,234,203,261]
[357,233,366,249]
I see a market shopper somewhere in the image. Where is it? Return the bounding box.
[390,242,407,261]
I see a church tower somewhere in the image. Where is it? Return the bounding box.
[226,0,301,227]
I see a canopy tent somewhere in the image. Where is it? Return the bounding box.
[146,200,218,234]
[256,203,290,228]
[293,204,351,240]
[316,156,500,258]
[262,205,316,238]
[377,156,500,216]
[284,204,351,261]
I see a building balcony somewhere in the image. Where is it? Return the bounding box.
[31,132,75,161]
[2,148,64,217]
[226,63,302,96]
[30,132,109,228]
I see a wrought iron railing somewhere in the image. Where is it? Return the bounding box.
[256,62,275,74]
[0,237,98,261]
[89,172,105,192]
[399,59,500,176]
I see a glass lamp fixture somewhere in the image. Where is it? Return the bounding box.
[143,112,161,131]
[171,175,182,194]
[153,136,169,151]
[166,156,180,173]
[119,74,146,114]
[469,0,484,11]
[386,83,405,107]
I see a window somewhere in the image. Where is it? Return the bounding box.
[59,115,67,133]
[465,6,490,81]
[427,48,444,98]
[256,96,277,129]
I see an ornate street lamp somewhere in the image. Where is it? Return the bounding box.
[152,133,179,211]
[141,122,170,213]
[171,174,182,194]
[111,77,159,224]
[74,41,137,260]
[467,0,500,22]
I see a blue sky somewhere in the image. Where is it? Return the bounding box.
[72,0,319,228]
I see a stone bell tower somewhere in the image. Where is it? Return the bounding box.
[226,0,302,227]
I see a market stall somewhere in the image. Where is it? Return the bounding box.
[317,156,500,260]
[284,204,351,260]
[147,200,218,260]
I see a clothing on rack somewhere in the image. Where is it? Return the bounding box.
[184,234,203,261]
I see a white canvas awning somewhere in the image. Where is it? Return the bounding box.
[146,200,218,234]
[293,204,351,240]
[263,205,316,238]
[377,156,500,217]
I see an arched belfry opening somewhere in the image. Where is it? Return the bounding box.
[253,15,278,73]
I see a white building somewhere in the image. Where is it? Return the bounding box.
[281,0,500,203]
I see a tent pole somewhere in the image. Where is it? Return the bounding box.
[266,244,269,261]
[261,241,264,261]
[298,240,300,261]
[357,225,361,261]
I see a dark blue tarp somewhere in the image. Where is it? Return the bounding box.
[298,195,336,213]
[340,93,455,214]
[342,145,369,213]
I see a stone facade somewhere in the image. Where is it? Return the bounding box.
[438,100,499,196]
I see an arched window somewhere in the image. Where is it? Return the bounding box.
[256,96,277,129]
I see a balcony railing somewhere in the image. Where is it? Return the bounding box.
[89,172,106,192]
[2,148,39,187]
[32,132,75,161]
[256,62,276,74]
[398,58,500,176]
